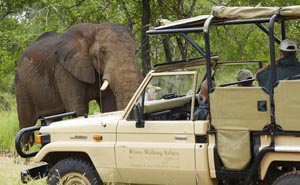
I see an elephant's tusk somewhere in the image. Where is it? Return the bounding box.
[100,80,109,91]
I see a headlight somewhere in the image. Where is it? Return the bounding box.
[36,134,51,146]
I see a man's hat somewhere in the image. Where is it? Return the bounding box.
[279,39,297,52]
[236,69,253,81]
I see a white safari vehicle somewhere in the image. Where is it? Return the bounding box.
[16,6,300,185]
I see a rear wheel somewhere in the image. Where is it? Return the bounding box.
[272,171,300,185]
[47,157,102,185]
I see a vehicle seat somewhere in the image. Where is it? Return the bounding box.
[274,80,300,131]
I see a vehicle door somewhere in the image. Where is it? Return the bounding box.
[115,71,197,184]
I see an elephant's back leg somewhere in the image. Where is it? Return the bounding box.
[15,82,38,148]
[15,83,38,129]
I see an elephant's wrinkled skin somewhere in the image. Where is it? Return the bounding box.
[15,23,141,144]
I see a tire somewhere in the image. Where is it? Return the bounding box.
[47,157,102,185]
[272,171,300,185]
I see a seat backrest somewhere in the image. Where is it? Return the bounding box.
[274,80,300,130]
[210,87,270,170]
[210,87,270,130]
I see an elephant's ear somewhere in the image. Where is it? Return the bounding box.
[55,37,95,84]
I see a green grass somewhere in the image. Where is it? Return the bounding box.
[0,110,18,151]
[0,93,18,152]
[0,154,47,185]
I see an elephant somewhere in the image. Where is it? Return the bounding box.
[15,23,141,146]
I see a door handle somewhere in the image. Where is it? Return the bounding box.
[174,135,188,140]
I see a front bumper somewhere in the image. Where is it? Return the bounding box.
[21,164,48,183]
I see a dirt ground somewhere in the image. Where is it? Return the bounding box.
[0,152,46,185]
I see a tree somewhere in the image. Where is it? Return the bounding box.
[0,0,37,21]
[141,0,151,77]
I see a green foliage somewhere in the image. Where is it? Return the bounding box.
[88,100,100,115]
[209,24,270,62]
[0,17,28,93]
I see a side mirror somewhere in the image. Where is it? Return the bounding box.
[135,103,145,128]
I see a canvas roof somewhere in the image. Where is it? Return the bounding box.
[153,6,300,31]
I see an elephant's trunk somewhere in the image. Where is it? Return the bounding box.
[114,82,138,110]
[102,68,140,111]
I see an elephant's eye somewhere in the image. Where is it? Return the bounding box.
[99,48,106,55]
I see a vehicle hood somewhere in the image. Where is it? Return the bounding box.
[39,111,124,134]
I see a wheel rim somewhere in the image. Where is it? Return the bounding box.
[60,172,91,185]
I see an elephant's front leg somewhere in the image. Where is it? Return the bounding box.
[55,68,89,117]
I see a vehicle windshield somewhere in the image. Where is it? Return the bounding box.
[127,72,196,121]
[145,74,194,101]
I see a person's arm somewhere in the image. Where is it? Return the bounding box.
[254,64,270,80]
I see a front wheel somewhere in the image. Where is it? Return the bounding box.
[272,171,300,185]
[47,157,102,185]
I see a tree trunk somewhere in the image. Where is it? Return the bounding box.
[158,0,172,62]
[141,0,151,77]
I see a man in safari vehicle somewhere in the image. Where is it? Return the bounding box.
[236,69,254,87]
[256,39,300,89]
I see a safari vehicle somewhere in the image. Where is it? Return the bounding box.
[16,5,300,185]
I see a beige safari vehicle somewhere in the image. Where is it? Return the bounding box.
[16,6,300,185]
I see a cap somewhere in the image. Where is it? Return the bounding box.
[236,69,253,81]
[279,39,297,52]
